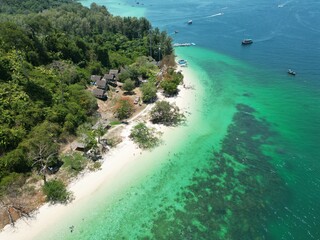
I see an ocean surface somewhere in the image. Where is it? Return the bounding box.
[39,0,320,239]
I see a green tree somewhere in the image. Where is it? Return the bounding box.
[0,173,30,227]
[0,149,28,179]
[42,179,71,204]
[0,82,44,153]
[0,53,12,81]
[24,122,60,184]
[77,123,98,151]
[129,123,161,149]
[141,81,157,103]
[95,123,107,143]
[118,70,131,83]
[96,45,110,68]
[61,152,87,175]
[161,79,179,96]
[0,23,33,52]
[161,69,183,96]
[115,98,134,120]
[168,68,183,85]
[150,101,185,126]
[123,79,135,93]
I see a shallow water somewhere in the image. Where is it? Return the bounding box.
[39,0,320,239]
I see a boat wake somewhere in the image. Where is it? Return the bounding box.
[295,13,320,34]
[278,0,292,8]
[204,12,224,18]
[254,36,275,43]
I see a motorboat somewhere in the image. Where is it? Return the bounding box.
[242,39,253,45]
[178,59,187,65]
[173,42,196,47]
[288,69,296,76]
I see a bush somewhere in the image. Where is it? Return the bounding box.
[118,71,131,82]
[161,69,183,96]
[43,179,71,204]
[150,101,185,126]
[61,152,87,175]
[89,161,101,171]
[0,172,26,196]
[114,97,134,120]
[123,79,135,93]
[141,81,157,103]
[161,79,179,96]
[129,123,162,149]
[105,136,121,148]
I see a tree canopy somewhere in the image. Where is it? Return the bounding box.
[129,123,162,149]
[123,79,136,93]
[42,179,71,204]
[150,101,185,126]
[0,0,173,193]
[114,97,134,120]
[161,69,183,96]
[0,0,74,14]
[141,81,157,103]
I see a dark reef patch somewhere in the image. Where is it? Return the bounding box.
[146,103,290,239]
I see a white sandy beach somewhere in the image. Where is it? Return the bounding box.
[0,64,201,240]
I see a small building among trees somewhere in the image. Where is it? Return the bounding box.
[96,78,108,89]
[71,141,86,152]
[93,88,107,100]
[90,75,102,82]
[103,73,115,82]
[109,69,119,80]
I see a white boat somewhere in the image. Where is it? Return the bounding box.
[188,20,193,25]
[173,42,196,47]
[178,59,187,64]
[242,39,253,45]
[288,69,296,75]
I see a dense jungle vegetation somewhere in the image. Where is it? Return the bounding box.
[0,0,173,199]
[0,0,75,14]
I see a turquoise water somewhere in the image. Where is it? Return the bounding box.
[80,0,146,17]
[38,0,320,239]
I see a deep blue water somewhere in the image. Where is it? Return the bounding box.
[148,0,320,80]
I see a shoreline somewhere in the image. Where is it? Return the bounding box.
[0,63,202,240]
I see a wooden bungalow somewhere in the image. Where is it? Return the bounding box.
[103,73,115,82]
[93,88,107,99]
[92,120,111,130]
[109,69,120,81]
[96,78,108,89]
[90,75,101,82]
[71,141,86,152]
[109,69,119,76]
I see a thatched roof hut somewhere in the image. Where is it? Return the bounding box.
[93,88,107,99]
[90,75,101,82]
[96,79,107,89]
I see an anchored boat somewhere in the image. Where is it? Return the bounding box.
[173,42,196,47]
[242,39,253,45]
[288,69,296,76]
